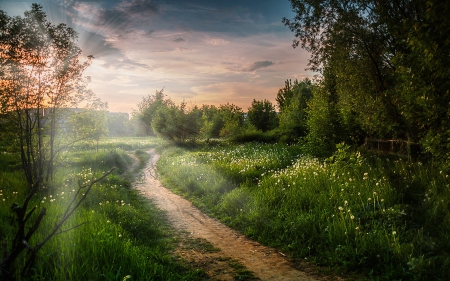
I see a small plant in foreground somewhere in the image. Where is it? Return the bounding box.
[0,168,114,280]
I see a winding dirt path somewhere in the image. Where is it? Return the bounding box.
[135,150,319,281]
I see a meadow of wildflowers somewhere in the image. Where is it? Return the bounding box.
[158,142,450,280]
[0,137,205,280]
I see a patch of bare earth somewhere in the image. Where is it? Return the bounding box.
[134,150,347,281]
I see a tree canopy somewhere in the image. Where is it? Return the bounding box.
[247,99,278,132]
[283,0,450,161]
[0,4,93,184]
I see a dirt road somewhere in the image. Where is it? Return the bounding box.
[135,150,319,281]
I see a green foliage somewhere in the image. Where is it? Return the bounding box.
[276,78,312,139]
[198,105,223,139]
[228,122,284,144]
[72,137,159,154]
[0,4,94,186]
[306,82,345,157]
[0,137,204,280]
[133,92,202,143]
[75,150,134,174]
[67,105,109,148]
[0,152,21,172]
[283,0,450,163]
[107,113,133,137]
[132,89,173,136]
[230,130,277,144]
[246,99,278,132]
[158,142,450,280]
[392,0,450,165]
[157,143,303,210]
[218,103,244,138]
[151,101,200,142]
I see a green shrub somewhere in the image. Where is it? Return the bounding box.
[230,131,276,144]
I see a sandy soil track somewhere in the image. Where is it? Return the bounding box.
[135,150,319,281]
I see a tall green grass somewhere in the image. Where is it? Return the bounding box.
[157,142,450,280]
[71,136,160,152]
[0,137,206,280]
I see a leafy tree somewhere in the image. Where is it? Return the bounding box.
[386,1,450,163]
[276,78,312,138]
[306,76,345,157]
[218,103,244,138]
[247,99,278,132]
[283,0,403,140]
[276,79,295,112]
[132,89,172,136]
[0,6,112,280]
[107,112,132,137]
[151,105,179,141]
[67,99,109,151]
[199,105,223,140]
[151,101,200,142]
[0,4,93,186]
[284,0,450,161]
[276,79,310,112]
[186,104,202,140]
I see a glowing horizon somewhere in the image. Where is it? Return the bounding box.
[1,0,315,114]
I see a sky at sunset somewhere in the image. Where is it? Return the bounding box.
[1,0,314,113]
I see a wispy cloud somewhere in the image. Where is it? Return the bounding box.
[2,0,312,113]
[90,0,159,33]
[118,0,159,16]
[243,61,275,72]
[96,8,129,28]
[207,37,229,45]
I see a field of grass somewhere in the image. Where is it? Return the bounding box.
[0,137,206,280]
[157,142,450,280]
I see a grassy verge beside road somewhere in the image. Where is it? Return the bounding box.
[0,137,206,280]
[157,142,450,280]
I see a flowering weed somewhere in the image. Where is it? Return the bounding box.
[158,142,450,280]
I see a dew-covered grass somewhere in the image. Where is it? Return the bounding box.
[0,137,206,280]
[157,142,450,280]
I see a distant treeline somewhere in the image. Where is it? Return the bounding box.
[133,0,450,168]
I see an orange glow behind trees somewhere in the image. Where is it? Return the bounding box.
[0,4,93,186]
